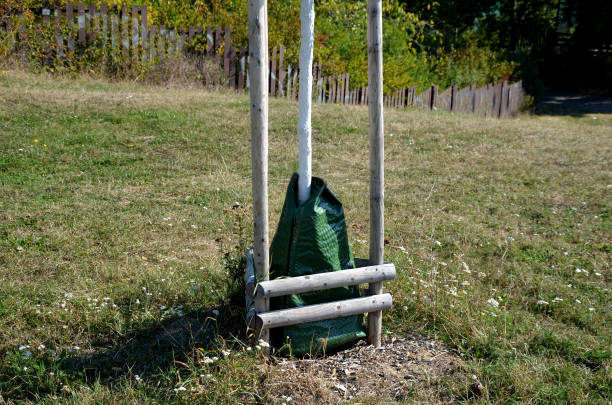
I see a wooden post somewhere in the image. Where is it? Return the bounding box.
[168,29,176,56]
[89,3,97,44]
[110,7,118,55]
[255,264,396,298]
[141,5,148,61]
[500,80,508,118]
[469,84,476,113]
[248,0,270,346]
[278,45,285,97]
[431,85,438,110]
[206,26,213,58]
[256,294,393,330]
[270,46,277,96]
[53,4,64,59]
[224,26,231,85]
[99,3,108,65]
[42,3,51,24]
[367,0,384,347]
[291,67,298,100]
[157,25,167,60]
[77,2,85,46]
[238,46,246,90]
[131,5,138,60]
[66,3,75,52]
[121,5,129,66]
[229,46,236,88]
[286,64,292,98]
[148,25,156,61]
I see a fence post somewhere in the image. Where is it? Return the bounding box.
[345,74,350,104]
[99,3,108,65]
[278,46,285,97]
[141,5,148,61]
[430,85,438,110]
[131,5,138,61]
[224,26,231,86]
[270,46,277,95]
[78,2,86,47]
[148,25,156,61]
[42,2,51,24]
[90,3,98,43]
[206,26,213,58]
[292,67,299,100]
[238,46,246,90]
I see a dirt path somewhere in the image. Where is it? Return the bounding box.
[538,92,612,114]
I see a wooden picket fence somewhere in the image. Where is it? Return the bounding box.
[3,2,525,118]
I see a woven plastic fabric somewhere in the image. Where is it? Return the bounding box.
[268,173,365,355]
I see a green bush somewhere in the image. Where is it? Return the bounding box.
[433,34,517,90]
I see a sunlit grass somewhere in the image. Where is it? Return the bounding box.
[0,70,610,403]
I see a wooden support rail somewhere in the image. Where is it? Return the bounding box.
[255,294,393,330]
[254,264,395,298]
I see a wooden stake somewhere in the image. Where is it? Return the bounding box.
[255,264,396,298]
[248,0,270,347]
[366,0,384,347]
[256,294,393,330]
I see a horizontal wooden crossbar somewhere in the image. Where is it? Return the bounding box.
[255,263,395,298]
[255,293,392,330]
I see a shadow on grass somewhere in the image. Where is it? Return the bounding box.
[60,302,249,385]
[536,93,612,117]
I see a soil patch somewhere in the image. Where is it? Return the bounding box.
[263,334,464,404]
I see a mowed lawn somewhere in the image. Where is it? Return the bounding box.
[0,70,610,403]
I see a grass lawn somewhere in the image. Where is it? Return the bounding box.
[0,70,610,403]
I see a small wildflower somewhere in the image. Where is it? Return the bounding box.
[33,139,38,143]
[487,298,499,308]
[222,350,230,357]
[202,356,214,364]
[135,374,143,382]
[212,309,220,316]
[174,386,187,392]
[589,307,595,312]
[537,300,549,305]
[258,339,270,348]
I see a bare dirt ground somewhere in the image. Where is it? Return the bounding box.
[263,335,468,404]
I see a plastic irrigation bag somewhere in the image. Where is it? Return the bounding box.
[268,173,366,355]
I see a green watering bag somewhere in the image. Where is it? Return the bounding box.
[268,174,366,355]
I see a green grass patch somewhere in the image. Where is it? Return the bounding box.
[0,70,610,403]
